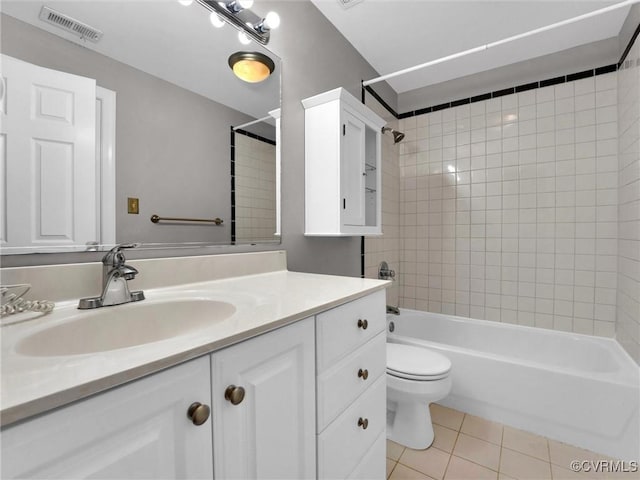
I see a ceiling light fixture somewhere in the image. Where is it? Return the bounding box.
[228,51,275,83]
[195,0,279,45]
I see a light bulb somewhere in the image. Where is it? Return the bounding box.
[264,11,280,30]
[238,31,251,45]
[178,0,193,5]
[209,12,225,28]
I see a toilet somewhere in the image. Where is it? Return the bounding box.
[386,342,452,449]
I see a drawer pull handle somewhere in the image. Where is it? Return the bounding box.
[358,417,369,429]
[187,402,210,426]
[225,385,246,405]
[357,319,368,330]
[358,368,369,380]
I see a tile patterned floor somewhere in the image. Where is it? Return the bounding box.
[386,404,639,480]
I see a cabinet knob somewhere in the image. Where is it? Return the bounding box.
[358,417,369,430]
[187,402,210,426]
[357,319,368,330]
[224,385,245,405]
[358,368,369,380]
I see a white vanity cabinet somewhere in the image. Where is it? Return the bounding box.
[302,87,385,236]
[1,291,385,480]
[210,317,316,480]
[315,290,387,479]
[1,357,214,479]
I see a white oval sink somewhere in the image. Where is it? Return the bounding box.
[16,299,236,356]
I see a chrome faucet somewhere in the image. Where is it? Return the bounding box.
[378,261,396,280]
[78,244,145,309]
[378,261,400,315]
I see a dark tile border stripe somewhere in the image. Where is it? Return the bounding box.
[363,84,399,118]
[363,63,618,120]
[230,127,236,244]
[233,127,276,146]
[619,22,640,68]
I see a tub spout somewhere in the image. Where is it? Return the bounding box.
[387,305,400,315]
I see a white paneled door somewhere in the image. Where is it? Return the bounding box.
[1,54,97,252]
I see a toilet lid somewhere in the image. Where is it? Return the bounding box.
[387,343,451,380]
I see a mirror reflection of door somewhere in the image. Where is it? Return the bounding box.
[0,54,115,253]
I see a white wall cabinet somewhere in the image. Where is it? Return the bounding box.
[1,357,214,479]
[211,317,316,480]
[302,88,385,236]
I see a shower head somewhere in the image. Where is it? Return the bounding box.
[381,126,405,144]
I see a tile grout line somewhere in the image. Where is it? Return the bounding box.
[441,412,465,479]
[497,419,506,477]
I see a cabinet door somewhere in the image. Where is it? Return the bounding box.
[341,108,366,227]
[1,357,213,479]
[211,318,316,479]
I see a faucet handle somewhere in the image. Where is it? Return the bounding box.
[102,243,139,268]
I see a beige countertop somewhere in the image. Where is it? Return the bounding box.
[1,270,388,427]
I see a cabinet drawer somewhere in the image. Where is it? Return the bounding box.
[316,290,386,371]
[347,430,386,480]
[317,375,386,480]
[317,332,386,431]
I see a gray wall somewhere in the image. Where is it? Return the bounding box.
[398,37,620,113]
[1,13,255,245]
[1,1,386,277]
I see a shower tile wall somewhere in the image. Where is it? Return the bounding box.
[617,36,640,363]
[398,73,619,337]
[234,134,277,243]
[364,95,401,307]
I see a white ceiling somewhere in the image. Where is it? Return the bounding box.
[311,0,632,94]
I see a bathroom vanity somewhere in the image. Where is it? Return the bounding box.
[0,251,388,479]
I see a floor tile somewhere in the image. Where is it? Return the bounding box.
[500,447,552,480]
[399,446,451,480]
[388,458,398,479]
[444,455,498,480]
[460,414,503,445]
[453,433,501,471]
[498,474,517,480]
[433,424,459,453]
[390,463,438,480]
[431,404,465,431]
[388,439,406,461]
[502,425,550,461]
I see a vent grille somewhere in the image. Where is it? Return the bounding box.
[38,6,103,43]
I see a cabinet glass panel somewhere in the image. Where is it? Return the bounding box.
[364,126,377,227]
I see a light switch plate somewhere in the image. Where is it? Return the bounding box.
[128,197,139,214]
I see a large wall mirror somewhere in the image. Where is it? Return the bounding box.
[0,0,281,254]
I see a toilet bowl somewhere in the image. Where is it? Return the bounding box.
[386,342,452,449]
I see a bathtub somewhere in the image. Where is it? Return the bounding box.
[388,309,640,460]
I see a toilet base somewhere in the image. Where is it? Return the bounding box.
[387,400,434,450]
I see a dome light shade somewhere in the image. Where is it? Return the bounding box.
[228,51,275,83]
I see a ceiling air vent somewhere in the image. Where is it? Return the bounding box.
[38,6,103,43]
[338,0,364,9]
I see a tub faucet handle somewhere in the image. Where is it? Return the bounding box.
[378,261,396,280]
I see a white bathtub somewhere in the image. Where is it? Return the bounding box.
[387,309,640,460]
